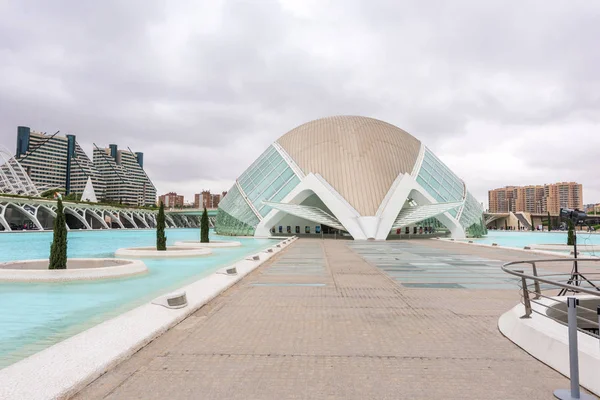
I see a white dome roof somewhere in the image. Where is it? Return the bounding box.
[276,116,421,215]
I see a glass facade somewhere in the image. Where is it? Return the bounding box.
[416,148,465,217]
[217,145,300,236]
[459,191,484,229]
[216,185,259,230]
[215,142,486,238]
[413,147,485,236]
[237,145,300,217]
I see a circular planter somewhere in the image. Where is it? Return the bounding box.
[530,244,579,251]
[114,246,212,258]
[0,258,148,282]
[173,240,242,248]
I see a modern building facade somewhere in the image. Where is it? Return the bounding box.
[488,182,583,214]
[0,144,40,196]
[15,127,104,197]
[159,192,184,208]
[215,116,486,239]
[194,190,227,208]
[92,144,156,206]
[13,126,156,206]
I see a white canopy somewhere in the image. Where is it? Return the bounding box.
[81,177,98,203]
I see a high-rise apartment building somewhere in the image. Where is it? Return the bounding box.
[14,126,156,206]
[488,182,583,214]
[93,144,156,206]
[158,192,184,208]
[15,127,105,197]
[194,190,227,208]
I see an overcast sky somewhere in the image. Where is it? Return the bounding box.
[1,0,599,208]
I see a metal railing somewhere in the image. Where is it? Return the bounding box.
[502,258,600,327]
[502,258,600,399]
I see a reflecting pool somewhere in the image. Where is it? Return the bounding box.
[472,230,600,255]
[0,229,272,369]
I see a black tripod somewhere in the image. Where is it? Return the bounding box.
[558,225,600,295]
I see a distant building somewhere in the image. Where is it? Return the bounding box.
[488,182,583,214]
[585,203,600,214]
[158,192,184,208]
[194,190,227,208]
[14,126,156,206]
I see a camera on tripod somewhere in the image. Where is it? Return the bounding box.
[560,208,587,225]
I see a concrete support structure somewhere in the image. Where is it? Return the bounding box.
[0,197,200,231]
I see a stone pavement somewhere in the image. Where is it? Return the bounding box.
[74,239,583,400]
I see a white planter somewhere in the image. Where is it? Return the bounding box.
[173,240,241,248]
[114,247,212,258]
[0,258,148,282]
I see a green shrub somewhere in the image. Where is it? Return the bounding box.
[156,202,167,251]
[49,197,68,269]
[200,206,210,243]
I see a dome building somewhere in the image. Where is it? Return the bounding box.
[215,116,485,240]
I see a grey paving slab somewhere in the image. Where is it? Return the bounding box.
[74,239,587,400]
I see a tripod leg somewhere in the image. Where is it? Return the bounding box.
[559,276,577,296]
[578,273,600,291]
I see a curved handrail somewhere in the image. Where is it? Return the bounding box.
[502,258,600,297]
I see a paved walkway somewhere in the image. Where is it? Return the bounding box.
[75,239,576,399]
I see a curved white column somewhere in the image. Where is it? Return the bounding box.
[406,186,465,239]
[6,203,44,231]
[132,212,149,228]
[85,209,109,229]
[256,171,467,240]
[256,173,367,240]
[104,210,124,229]
[119,212,138,228]
[165,215,176,228]
[64,207,92,230]
[0,204,10,231]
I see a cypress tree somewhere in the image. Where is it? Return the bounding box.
[200,206,210,243]
[49,197,68,269]
[547,212,552,231]
[156,201,167,251]
[567,220,574,246]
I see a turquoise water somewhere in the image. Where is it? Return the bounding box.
[0,229,273,369]
[473,231,600,254]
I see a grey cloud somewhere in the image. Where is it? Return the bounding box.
[1,0,599,202]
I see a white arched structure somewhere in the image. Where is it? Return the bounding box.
[63,207,92,230]
[217,116,485,240]
[132,212,149,228]
[165,214,176,228]
[0,197,197,232]
[103,210,124,228]
[84,208,109,229]
[255,172,466,240]
[119,211,138,228]
[0,145,40,196]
